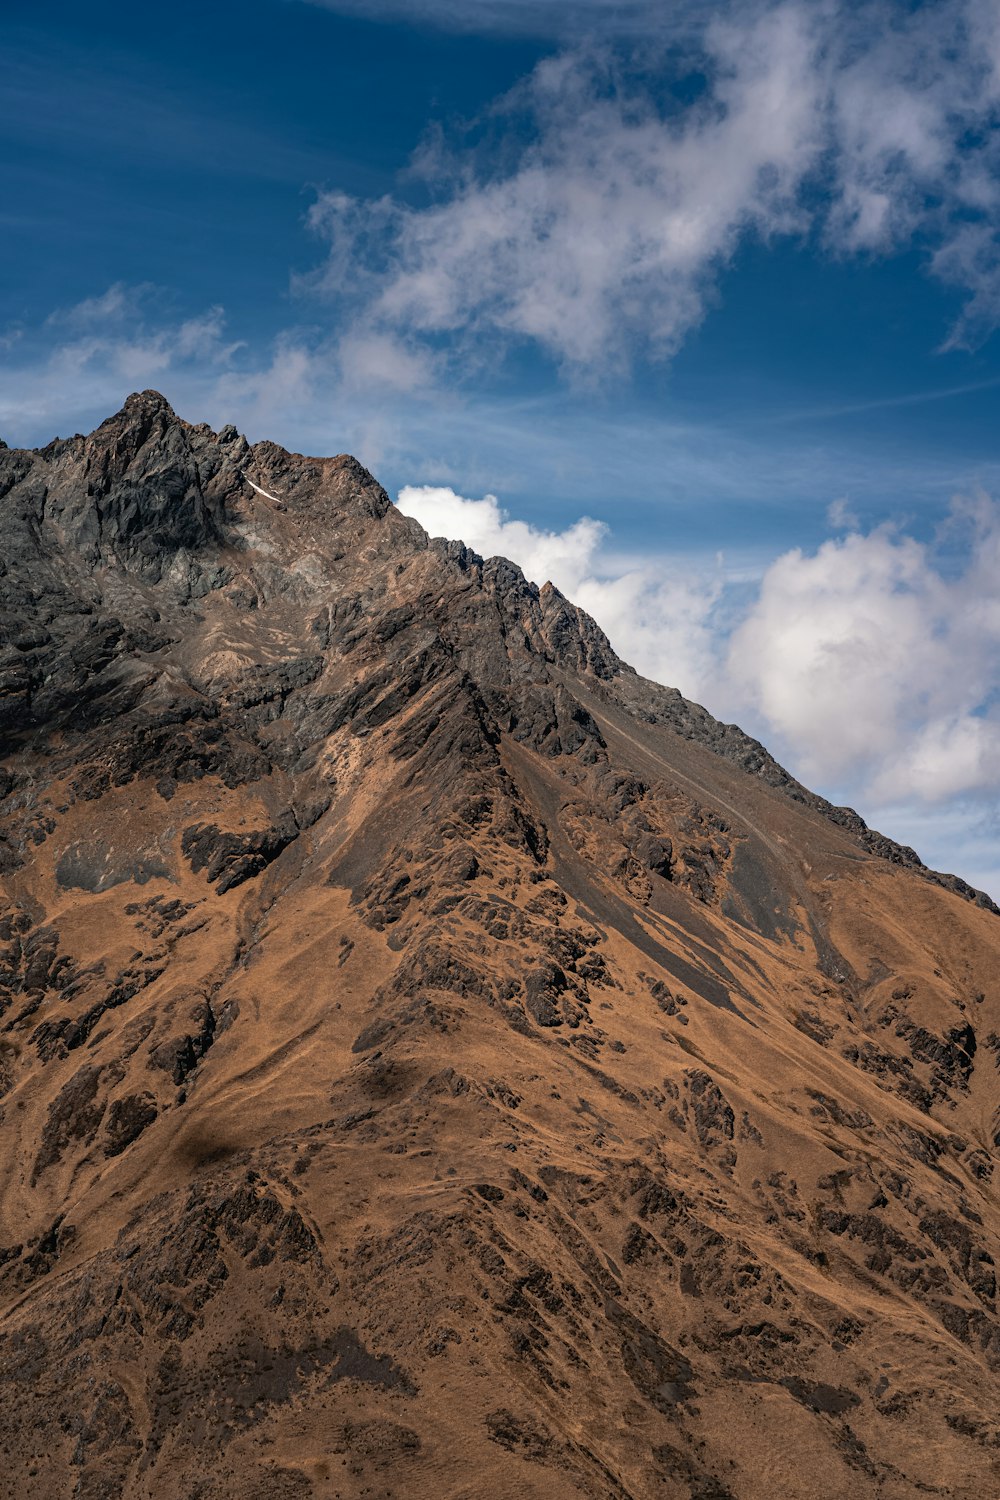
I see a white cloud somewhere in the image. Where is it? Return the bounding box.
[0,285,244,436]
[719,496,1000,805]
[309,7,826,373]
[826,496,859,531]
[726,528,938,783]
[398,484,606,592]
[305,0,709,39]
[45,281,153,330]
[303,1,1000,373]
[932,223,1000,351]
[334,330,438,393]
[213,336,325,436]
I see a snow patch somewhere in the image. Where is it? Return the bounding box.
[243,474,283,506]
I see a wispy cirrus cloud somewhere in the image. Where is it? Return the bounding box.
[305,0,714,40]
[0,284,243,434]
[306,6,826,374]
[303,1,1000,380]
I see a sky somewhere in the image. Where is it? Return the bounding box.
[3,0,1000,896]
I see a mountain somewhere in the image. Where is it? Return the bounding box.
[0,390,997,1500]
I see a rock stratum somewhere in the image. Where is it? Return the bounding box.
[0,390,998,1500]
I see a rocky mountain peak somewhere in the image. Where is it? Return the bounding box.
[110,384,182,427]
[1,398,998,1499]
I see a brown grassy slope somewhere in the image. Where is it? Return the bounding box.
[0,392,997,1499]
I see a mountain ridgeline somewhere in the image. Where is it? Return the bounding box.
[0,391,997,1500]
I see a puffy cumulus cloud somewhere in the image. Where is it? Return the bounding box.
[725,496,1000,803]
[304,0,1000,373]
[397,483,727,698]
[397,484,607,593]
[726,529,938,782]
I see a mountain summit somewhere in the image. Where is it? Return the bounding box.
[1,395,997,1499]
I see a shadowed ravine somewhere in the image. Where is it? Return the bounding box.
[0,391,998,1499]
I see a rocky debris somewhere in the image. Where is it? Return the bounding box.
[56,836,172,892]
[0,914,84,1024]
[781,1377,860,1415]
[562,774,734,910]
[842,1038,934,1112]
[103,1092,158,1156]
[148,994,224,1086]
[632,830,673,878]
[653,1442,737,1500]
[29,960,165,1061]
[794,1008,836,1044]
[68,708,273,804]
[895,1016,978,1095]
[33,1061,117,1181]
[485,1408,554,1459]
[511,683,607,761]
[817,1194,1000,1330]
[624,677,999,914]
[671,805,732,903]
[0,1214,78,1295]
[182,817,298,893]
[686,1070,736,1150]
[606,1295,696,1408]
[124,893,202,938]
[524,962,568,1027]
[329,1419,421,1470]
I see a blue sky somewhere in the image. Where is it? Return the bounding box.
[4,0,1000,894]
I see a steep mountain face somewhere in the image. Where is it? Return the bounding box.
[0,390,998,1500]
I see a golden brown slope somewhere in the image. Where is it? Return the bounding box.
[0,392,997,1499]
